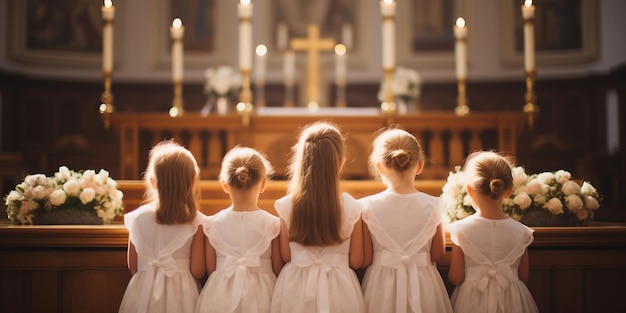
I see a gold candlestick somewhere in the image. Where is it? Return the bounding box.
[523,70,539,128]
[99,70,115,129]
[169,79,184,117]
[239,69,253,127]
[455,78,470,116]
[381,67,396,125]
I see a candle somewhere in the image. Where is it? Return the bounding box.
[284,50,295,83]
[170,18,184,81]
[101,0,115,73]
[522,0,535,72]
[380,0,396,69]
[277,22,288,52]
[454,17,467,79]
[335,44,347,85]
[238,0,253,70]
[255,44,267,83]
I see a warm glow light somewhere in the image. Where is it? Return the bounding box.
[383,0,393,4]
[169,107,179,117]
[104,0,112,8]
[172,18,182,28]
[456,17,466,28]
[335,44,346,56]
[240,0,250,5]
[99,103,107,113]
[256,44,267,56]
[524,0,532,7]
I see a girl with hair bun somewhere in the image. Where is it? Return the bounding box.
[195,146,282,313]
[447,151,538,313]
[360,128,453,313]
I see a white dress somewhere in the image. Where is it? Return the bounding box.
[446,215,539,313]
[360,190,453,313]
[119,204,204,313]
[270,193,364,313]
[195,207,280,313]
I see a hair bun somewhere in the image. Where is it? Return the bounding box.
[235,166,250,184]
[391,149,411,169]
[490,178,505,195]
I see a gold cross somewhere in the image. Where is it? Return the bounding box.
[290,24,336,107]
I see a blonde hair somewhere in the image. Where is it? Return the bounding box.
[463,151,514,200]
[144,140,200,224]
[220,146,273,189]
[369,128,424,178]
[288,122,345,246]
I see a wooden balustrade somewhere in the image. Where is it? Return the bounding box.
[107,112,528,180]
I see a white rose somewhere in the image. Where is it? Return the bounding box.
[96,169,110,184]
[462,194,472,207]
[575,209,589,221]
[25,174,40,186]
[49,189,68,206]
[513,192,532,210]
[31,186,46,200]
[584,196,600,210]
[442,181,460,197]
[512,167,527,187]
[580,182,597,195]
[111,189,124,202]
[6,190,22,202]
[58,166,71,180]
[79,188,96,204]
[536,172,555,184]
[456,209,471,220]
[63,179,81,196]
[525,179,544,195]
[565,194,584,211]
[82,170,96,181]
[543,198,564,215]
[555,170,571,184]
[561,180,581,196]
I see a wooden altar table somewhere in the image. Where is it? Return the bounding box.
[106,111,527,180]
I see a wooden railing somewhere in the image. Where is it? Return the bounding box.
[107,111,528,180]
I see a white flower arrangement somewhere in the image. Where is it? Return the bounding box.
[377,66,421,103]
[204,66,242,98]
[4,166,124,225]
[441,166,602,225]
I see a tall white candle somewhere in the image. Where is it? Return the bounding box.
[381,0,396,69]
[277,22,288,52]
[284,50,295,83]
[101,0,115,73]
[255,44,267,84]
[454,17,467,79]
[238,0,253,70]
[335,44,347,85]
[170,18,184,81]
[522,0,535,72]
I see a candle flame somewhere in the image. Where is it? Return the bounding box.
[456,17,466,28]
[383,0,394,4]
[241,0,251,5]
[172,18,182,28]
[524,0,532,7]
[104,0,112,8]
[335,44,346,56]
[256,44,267,56]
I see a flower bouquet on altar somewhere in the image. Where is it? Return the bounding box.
[441,166,602,226]
[202,66,242,116]
[4,166,124,225]
[377,66,421,114]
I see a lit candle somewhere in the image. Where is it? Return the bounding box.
[277,22,288,52]
[238,0,253,70]
[284,50,295,83]
[255,44,267,84]
[522,0,535,72]
[101,0,115,73]
[380,0,396,69]
[335,44,347,85]
[170,18,184,81]
[454,17,467,79]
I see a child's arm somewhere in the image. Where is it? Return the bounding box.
[190,225,206,279]
[349,218,364,269]
[448,242,465,285]
[518,248,530,283]
[430,223,445,264]
[271,236,284,276]
[279,218,291,263]
[362,221,373,268]
[127,239,138,275]
[205,236,217,275]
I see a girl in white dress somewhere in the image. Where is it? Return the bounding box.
[119,140,206,313]
[270,121,365,313]
[360,128,453,313]
[195,147,282,313]
[447,151,539,313]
